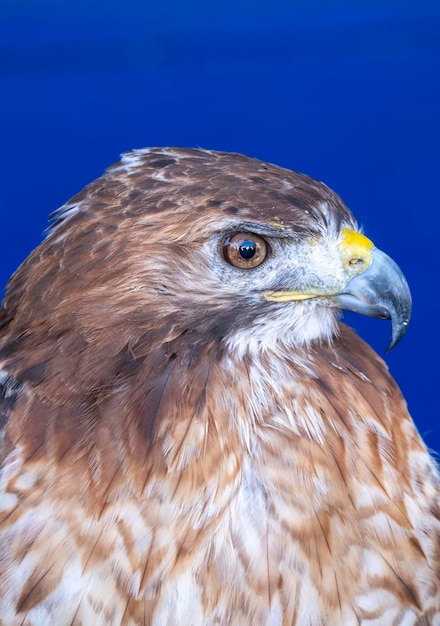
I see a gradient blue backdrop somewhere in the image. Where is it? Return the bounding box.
[1,1,439,450]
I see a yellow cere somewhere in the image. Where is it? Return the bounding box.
[339,228,374,269]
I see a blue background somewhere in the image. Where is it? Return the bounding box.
[1,1,439,450]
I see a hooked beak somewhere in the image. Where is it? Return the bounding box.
[264,228,412,351]
[335,246,411,351]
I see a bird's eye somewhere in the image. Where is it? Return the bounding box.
[222,232,269,269]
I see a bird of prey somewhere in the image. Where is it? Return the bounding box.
[0,147,439,626]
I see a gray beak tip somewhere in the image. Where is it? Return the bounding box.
[386,318,411,352]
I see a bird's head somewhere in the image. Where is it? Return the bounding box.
[1,148,411,378]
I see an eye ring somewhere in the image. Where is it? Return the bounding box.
[222,232,269,269]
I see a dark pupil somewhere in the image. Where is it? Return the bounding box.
[239,240,256,259]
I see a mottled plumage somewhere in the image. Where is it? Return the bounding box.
[0,148,439,625]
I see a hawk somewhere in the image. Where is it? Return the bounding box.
[0,148,439,625]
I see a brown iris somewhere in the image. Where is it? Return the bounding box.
[222,232,269,269]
